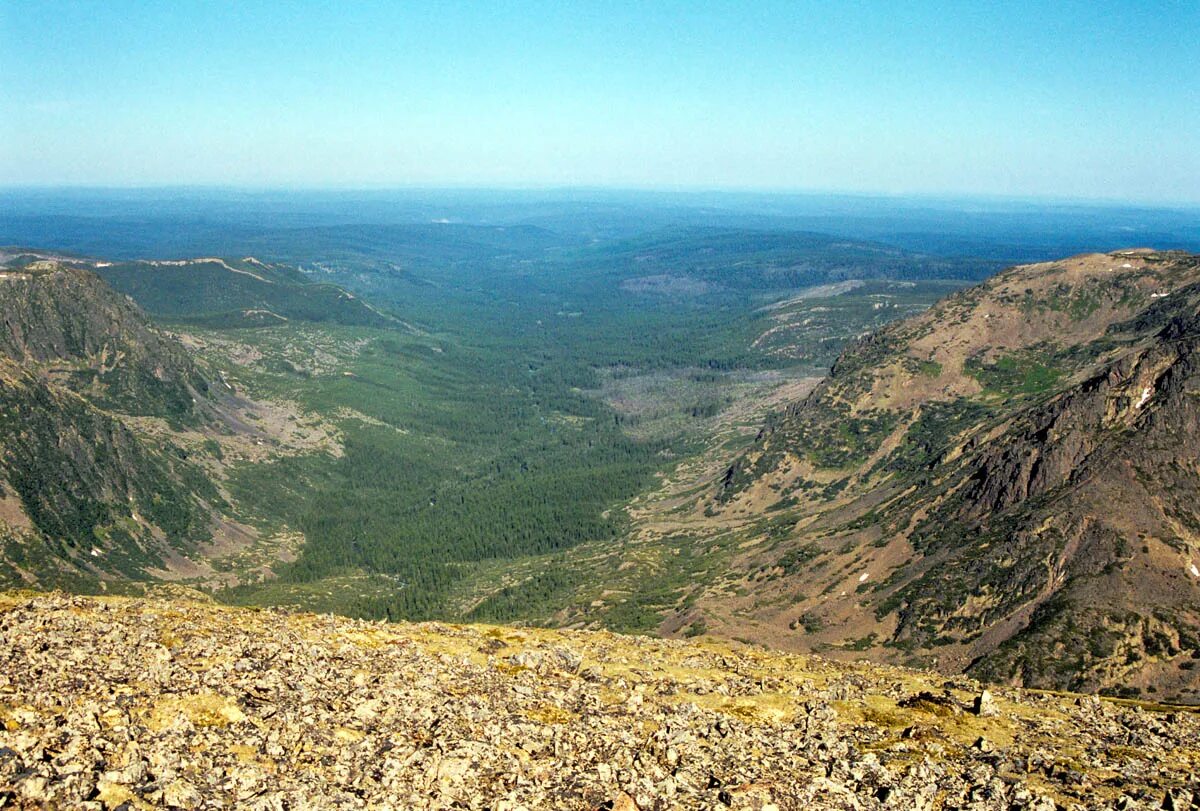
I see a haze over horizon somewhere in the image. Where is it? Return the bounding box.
[2,1,1199,204]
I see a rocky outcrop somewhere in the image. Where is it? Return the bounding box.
[0,260,209,419]
[704,251,1200,701]
[2,592,1198,809]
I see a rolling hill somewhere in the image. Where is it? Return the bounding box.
[574,227,998,294]
[91,256,398,328]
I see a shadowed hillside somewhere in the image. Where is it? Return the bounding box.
[0,259,337,590]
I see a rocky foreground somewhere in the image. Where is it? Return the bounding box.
[0,593,1197,810]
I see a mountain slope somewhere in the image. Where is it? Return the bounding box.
[0,260,209,418]
[0,260,329,589]
[0,359,219,584]
[703,250,1200,702]
[0,261,225,586]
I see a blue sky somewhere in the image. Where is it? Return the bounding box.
[2,1,1197,202]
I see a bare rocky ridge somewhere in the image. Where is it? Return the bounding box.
[699,251,1200,702]
[1,592,1198,810]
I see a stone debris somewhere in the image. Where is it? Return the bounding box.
[0,593,1198,809]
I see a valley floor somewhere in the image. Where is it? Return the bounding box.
[0,591,1197,810]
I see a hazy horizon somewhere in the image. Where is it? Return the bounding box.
[3,184,1199,213]
[3,2,1198,204]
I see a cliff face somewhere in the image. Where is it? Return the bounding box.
[0,261,208,419]
[0,262,222,586]
[1,592,1197,810]
[705,251,1200,702]
[895,300,1200,694]
[0,361,219,584]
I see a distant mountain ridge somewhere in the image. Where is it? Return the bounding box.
[1,250,397,328]
[576,226,1000,294]
[702,250,1200,702]
[92,256,397,328]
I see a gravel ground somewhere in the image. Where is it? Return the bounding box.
[0,592,1197,810]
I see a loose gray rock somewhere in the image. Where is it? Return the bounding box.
[0,593,1193,810]
[974,689,1000,717]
